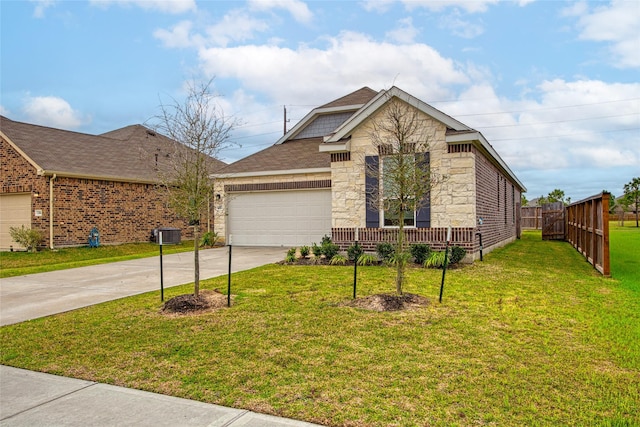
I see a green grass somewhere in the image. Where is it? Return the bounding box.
[609,222,640,292]
[0,241,195,278]
[1,231,638,426]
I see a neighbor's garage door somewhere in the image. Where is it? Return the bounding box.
[0,193,32,251]
[227,190,331,247]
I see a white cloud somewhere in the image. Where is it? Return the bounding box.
[205,10,270,47]
[386,17,419,44]
[0,105,10,116]
[197,31,469,106]
[89,0,196,14]
[30,0,56,18]
[22,96,85,129]
[570,0,640,68]
[439,11,484,38]
[247,0,313,24]
[154,20,201,48]
[400,0,499,14]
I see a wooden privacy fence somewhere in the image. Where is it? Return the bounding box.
[566,192,610,276]
[542,202,565,240]
[521,206,541,229]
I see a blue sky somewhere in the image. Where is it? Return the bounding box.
[1,0,638,201]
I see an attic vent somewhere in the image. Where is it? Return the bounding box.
[146,130,157,137]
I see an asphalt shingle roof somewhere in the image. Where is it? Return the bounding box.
[218,137,329,174]
[1,116,226,183]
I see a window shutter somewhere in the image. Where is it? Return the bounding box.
[416,152,431,228]
[365,155,379,228]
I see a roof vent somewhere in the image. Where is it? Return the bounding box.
[146,130,157,137]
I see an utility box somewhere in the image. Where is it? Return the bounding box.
[151,227,181,245]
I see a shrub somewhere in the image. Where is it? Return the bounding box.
[376,242,395,261]
[322,242,340,260]
[424,251,446,269]
[9,225,43,252]
[285,247,297,263]
[311,242,323,257]
[410,243,431,264]
[347,242,364,262]
[312,236,339,260]
[200,231,220,247]
[387,251,411,267]
[299,245,310,258]
[357,253,379,266]
[449,246,467,265]
[329,254,348,265]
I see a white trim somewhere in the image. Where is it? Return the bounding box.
[325,86,472,144]
[318,139,350,152]
[212,167,331,179]
[275,104,364,145]
[445,132,527,192]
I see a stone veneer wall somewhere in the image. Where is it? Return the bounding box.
[1,138,197,248]
[213,171,331,241]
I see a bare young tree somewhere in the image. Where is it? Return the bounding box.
[366,96,442,295]
[153,79,236,297]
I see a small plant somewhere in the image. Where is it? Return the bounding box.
[285,247,297,263]
[376,242,395,261]
[200,231,219,247]
[449,246,467,265]
[311,242,323,257]
[388,251,411,267]
[410,243,431,264]
[322,242,340,260]
[329,254,348,265]
[299,245,310,258]
[347,242,364,262]
[9,225,43,253]
[313,236,339,259]
[357,253,379,266]
[424,251,446,269]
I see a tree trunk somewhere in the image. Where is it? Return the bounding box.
[193,225,200,297]
[396,212,405,296]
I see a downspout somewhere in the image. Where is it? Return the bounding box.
[49,174,56,249]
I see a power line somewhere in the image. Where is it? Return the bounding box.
[480,112,639,129]
[490,126,640,142]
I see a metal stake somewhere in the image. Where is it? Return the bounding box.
[439,226,452,303]
[227,238,232,308]
[159,231,164,302]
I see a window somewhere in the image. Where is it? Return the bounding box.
[381,155,416,227]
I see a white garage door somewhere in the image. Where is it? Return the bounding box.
[227,190,332,247]
[0,193,32,251]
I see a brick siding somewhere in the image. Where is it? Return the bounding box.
[1,138,203,247]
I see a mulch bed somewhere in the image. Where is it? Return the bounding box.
[341,293,430,312]
[161,289,230,315]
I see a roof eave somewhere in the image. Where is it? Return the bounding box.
[1,131,43,172]
[446,131,527,192]
[37,169,159,185]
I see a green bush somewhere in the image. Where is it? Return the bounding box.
[285,247,297,263]
[9,225,43,252]
[376,242,395,261]
[299,245,310,258]
[200,231,220,247]
[312,236,339,259]
[449,246,467,265]
[312,242,323,257]
[347,242,364,262]
[409,243,431,264]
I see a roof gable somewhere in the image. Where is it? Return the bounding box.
[274,87,378,145]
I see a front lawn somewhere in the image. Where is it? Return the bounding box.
[1,231,638,426]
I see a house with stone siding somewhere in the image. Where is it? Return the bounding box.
[0,116,225,250]
[213,86,526,260]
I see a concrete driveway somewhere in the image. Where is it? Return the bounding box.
[0,246,286,326]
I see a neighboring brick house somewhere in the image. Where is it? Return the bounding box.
[213,86,526,260]
[0,116,226,250]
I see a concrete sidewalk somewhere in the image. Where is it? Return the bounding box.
[0,246,286,326]
[0,366,322,426]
